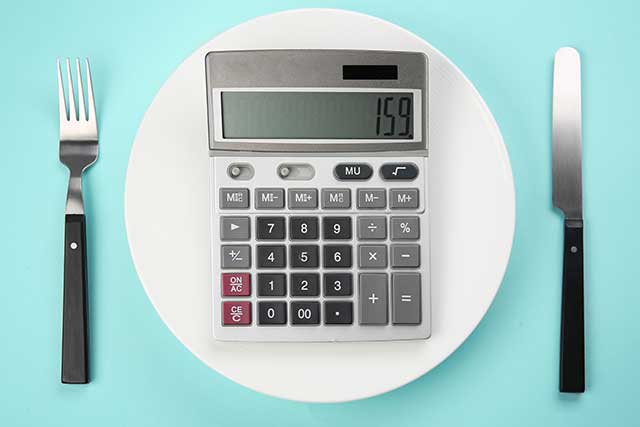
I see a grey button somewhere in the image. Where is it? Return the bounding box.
[359,245,387,269]
[392,273,421,324]
[390,216,420,240]
[220,216,250,241]
[321,188,351,209]
[391,244,420,268]
[357,188,386,209]
[221,245,251,269]
[288,189,318,209]
[357,216,387,240]
[359,273,388,325]
[389,188,419,209]
[220,188,249,209]
[255,188,284,209]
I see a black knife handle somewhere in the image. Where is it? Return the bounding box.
[559,219,585,393]
[62,214,89,384]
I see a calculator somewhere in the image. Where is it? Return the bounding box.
[205,50,430,341]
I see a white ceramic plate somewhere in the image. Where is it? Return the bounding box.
[125,9,515,402]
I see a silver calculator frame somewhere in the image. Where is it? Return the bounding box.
[206,49,430,341]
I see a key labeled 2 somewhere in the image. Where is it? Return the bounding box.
[290,273,320,296]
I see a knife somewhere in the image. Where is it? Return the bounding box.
[552,47,585,393]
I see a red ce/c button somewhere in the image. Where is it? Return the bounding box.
[222,301,252,325]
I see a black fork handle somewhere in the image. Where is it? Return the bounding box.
[62,214,89,384]
[559,219,585,392]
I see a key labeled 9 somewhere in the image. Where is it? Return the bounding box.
[323,217,352,240]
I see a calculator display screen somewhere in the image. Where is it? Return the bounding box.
[220,92,414,140]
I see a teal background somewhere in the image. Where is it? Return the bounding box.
[2,0,639,425]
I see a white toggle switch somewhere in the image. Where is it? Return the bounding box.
[277,163,315,180]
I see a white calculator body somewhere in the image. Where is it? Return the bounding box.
[205,50,430,341]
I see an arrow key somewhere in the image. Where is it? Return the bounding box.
[220,216,250,241]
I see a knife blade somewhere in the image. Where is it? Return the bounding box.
[552,47,585,393]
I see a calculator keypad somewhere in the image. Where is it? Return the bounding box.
[212,157,429,342]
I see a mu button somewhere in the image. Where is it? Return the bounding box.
[334,163,373,180]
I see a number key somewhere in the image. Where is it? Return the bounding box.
[258,301,287,325]
[257,245,286,268]
[289,217,319,240]
[291,301,320,325]
[290,245,319,268]
[257,273,286,296]
[323,273,353,297]
[290,273,320,297]
[323,245,352,268]
[323,217,352,240]
[257,217,285,240]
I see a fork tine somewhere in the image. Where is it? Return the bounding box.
[75,59,86,121]
[57,59,68,122]
[65,58,76,121]
[85,59,96,124]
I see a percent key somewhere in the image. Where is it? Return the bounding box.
[390,217,420,240]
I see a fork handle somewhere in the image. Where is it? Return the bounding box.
[62,214,89,384]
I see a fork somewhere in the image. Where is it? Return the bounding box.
[57,58,98,384]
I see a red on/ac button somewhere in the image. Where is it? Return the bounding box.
[222,273,251,296]
[222,302,251,325]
